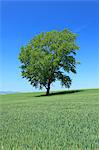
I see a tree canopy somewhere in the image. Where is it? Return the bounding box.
[19,29,79,95]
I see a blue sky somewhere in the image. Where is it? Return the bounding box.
[0,0,99,92]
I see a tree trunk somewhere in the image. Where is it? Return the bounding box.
[46,83,50,96]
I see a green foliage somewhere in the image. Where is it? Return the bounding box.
[19,29,79,94]
[0,89,99,150]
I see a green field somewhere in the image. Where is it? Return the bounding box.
[0,89,99,150]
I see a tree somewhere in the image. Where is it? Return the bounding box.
[19,29,79,95]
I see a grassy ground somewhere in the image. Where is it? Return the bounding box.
[0,89,99,150]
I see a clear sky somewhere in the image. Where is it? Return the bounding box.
[0,0,99,92]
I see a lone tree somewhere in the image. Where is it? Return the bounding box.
[19,29,79,95]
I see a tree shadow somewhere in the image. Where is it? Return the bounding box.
[35,89,84,97]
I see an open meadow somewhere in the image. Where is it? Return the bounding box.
[0,89,99,150]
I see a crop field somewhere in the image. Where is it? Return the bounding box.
[0,89,99,150]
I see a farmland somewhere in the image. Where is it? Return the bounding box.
[0,89,99,150]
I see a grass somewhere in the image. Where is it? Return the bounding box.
[0,89,99,150]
